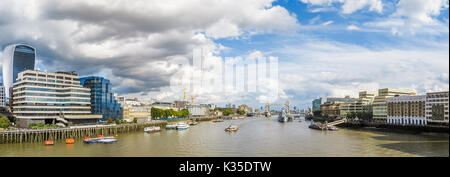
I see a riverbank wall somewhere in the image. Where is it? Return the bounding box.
[337,121,449,133]
[0,120,167,144]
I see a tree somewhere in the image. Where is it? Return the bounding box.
[313,110,322,117]
[133,118,138,123]
[0,114,11,128]
[237,110,245,115]
[115,118,121,124]
[107,118,113,124]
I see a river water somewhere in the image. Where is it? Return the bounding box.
[0,117,448,157]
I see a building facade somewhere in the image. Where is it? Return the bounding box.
[373,88,416,122]
[386,95,426,126]
[339,91,377,117]
[426,91,449,125]
[187,104,209,116]
[11,70,102,127]
[2,44,36,100]
[320,101,345,118]
[79,76,122,121]
[0,84,5,107]
[312,98,325,112]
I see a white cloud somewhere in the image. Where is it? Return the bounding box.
[300,0,383,14]
[346,25,360,30]
[321,20,334,26]
[393,0,449,24]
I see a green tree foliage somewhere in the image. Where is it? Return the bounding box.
[237,110,246,115]
[0,114,11,128]
[115,118,121,124]
[313,110,322,117]
[107,118,113,124]
[216,108,234,116]
[151,108,190,119]
[133,118,138,123]
[347,111,373,121]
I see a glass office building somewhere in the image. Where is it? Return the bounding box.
[80,76,122,121]
[12,70,102,127]
[2,44,36,100]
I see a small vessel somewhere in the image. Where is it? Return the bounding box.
[144,126,161,133]
[83,137,101,144]
[65,139,75,144]
[327,125,338,131]
[166,124,177,130]
[225,125,238,132]
[232,117,239,120]
[308,121,326,130]
[188,121,198,125]
[212,119,224,122]
[98,137,118,144]
[278,110,288,122]
[44,140,54,145]
[176,122,190,130]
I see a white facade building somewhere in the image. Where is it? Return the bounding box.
[386,95,427,126]
[426,91,449,125]
[187,104,209,116]
[0,84,5,107]
[12,70,102,127]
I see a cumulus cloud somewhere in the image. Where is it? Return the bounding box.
[0,0,299,103]
[300,0,383,14]
[346,25,360,30]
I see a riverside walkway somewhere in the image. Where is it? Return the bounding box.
[0,120,167,144]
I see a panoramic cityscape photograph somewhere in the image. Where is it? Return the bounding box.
[0,0,449,175]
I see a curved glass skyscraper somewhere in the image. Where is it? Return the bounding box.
[2,44,36,100]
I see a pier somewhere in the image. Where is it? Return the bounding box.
[0,120,166,144]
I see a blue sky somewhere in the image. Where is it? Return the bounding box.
[0,0,449,109]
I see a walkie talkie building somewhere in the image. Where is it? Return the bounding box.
[2,44,36,100]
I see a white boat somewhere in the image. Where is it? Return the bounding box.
[176,122,190,130]
[98,138,117,143]
[225,125,238,132]
[278,110,288,122]
[188,121,198,125]
[144,126,161,133]
[166,124,177,130]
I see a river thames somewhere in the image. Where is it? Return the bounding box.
[0,117,448,157]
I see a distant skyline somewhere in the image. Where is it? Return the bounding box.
[0,0,448,109]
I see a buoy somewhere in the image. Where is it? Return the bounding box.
[45,141,54,145]
[65,139,75,144]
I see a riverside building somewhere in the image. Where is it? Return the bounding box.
[79,76,123,121]
[426,91,449,125]
[339,91,377,117]
[372,88,416,122]
[386,95,426,126]
[2,44,36,100]
[11,70,102,127]
[312,98,325,112]
[0,84,5,107]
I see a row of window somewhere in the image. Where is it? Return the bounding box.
[15,108,90,112]
[14,92,90,98]
[14,97,90,102]
[14,87,90,93]
[23,73,80,81]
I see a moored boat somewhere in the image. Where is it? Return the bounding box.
[308,121,326,130]
[188,121,198,125]
[166,124,177,130]
[225,125,238,132]
[176,122,190,130]
[98,137,118,144]
[327,125,338,131]
[144,126,161,133]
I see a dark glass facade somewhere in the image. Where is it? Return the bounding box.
[13,45,35,83]
[80,76,123,121]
